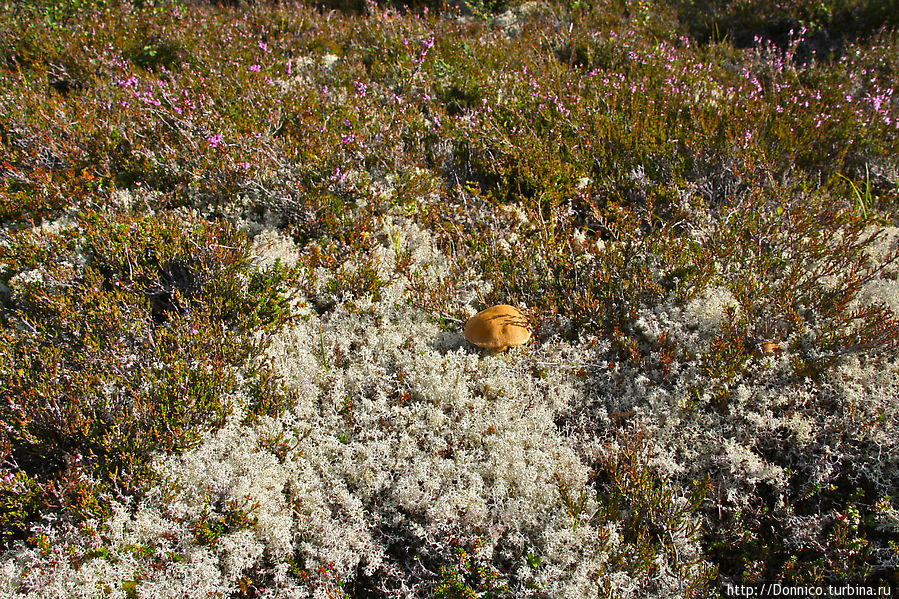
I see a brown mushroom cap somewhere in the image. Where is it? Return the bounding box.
[464,304,531,352]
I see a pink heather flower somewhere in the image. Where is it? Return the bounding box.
[249,64,261,72]
[242,162,250,169]
[354,80,367,97]
[258,41,268,52]
[208,134,222,147]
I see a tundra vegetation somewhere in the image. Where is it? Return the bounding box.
[0,0,898,596]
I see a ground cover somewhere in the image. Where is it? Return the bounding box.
[0,0,898,596]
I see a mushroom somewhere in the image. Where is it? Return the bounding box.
[464,304,532,352]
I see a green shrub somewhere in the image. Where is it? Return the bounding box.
[0,208,296,547]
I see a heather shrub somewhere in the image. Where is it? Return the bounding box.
[671,0,899,50]
[0,204,296,549]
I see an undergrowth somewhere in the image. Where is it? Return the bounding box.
[1,0,898,596]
